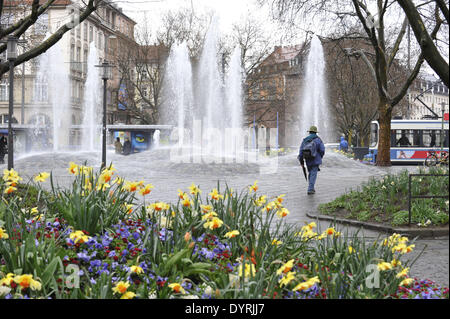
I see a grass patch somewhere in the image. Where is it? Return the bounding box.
[318,166,449,227]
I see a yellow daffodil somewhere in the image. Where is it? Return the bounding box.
[130,266,144,274]
[68,162,79,175]
[120,291,136,299]
[248,180,258,192]
[224,230,240,238]
[276,207,290,218]
[181,197,193,207]
[261,201,276,213]
[392,243,415,254]
[98,169,114,185]
[3,168,22,182]
[325,228,336,236]
[0,228,9,239]
[307,222,317,230]
[201,211,218,221]
[396,267,410,278]
[254,195,267,207]
[168,283,186,294]
[272,239,283,246]
[399,278,414,286]
[203,217,223,230]
[139,184,154,196]
[276,194,285,204]
[147,202,170,212]
[348,246,354,254]
[188,183,201,195]
[69,230,91,244]
[292,276,320,292]
[279,271,296,287]
[391,259,402,267]
[377,261,393,271]
[34,172,50,183]
[123,181,140,192]
[178,189,187,199]
[200,205,213,213]
[125,204,134,215]
[112,281,130,295]
[96,183,111,191]
[0,273,15,286]
[209,188,224,201]
[276,259,295,275]
[238,263,256,278]
[3,186,16,195]
[13,274,42,291]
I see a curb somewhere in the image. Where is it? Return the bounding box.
[306,212,449,238]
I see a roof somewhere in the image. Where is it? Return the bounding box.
[261,44,303,66]
[4,0,71,5]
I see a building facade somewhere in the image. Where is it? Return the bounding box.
[245,44,306,148]
[407,73,449,120]
[0,0,136,152]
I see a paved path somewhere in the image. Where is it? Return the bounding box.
[10,147,449,287]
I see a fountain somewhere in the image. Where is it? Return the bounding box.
[31,37,71,152]
[298,35,333,143]
[197,16,223,133]
[225,46,243,130]
[162,18,247,162]
[161,41,194,146]
[81,42,102,151]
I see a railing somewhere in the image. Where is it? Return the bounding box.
[408,173,450,224]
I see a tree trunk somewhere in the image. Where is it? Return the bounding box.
[376,99,392,166]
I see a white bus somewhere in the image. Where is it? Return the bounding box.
[368,119,449,163]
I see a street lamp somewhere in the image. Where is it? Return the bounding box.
[1,36,26,169]
[95,61,113,169]
[1,36,25,170]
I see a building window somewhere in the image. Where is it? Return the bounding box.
[0,80,9,101]
[34,79,48,102]
[89,26,93,43]
[98,32,103,50]
[84,23,88,41]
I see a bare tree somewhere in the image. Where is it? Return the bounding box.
[326,37,379,147]
[114,28,168,125]
[0,0,102,77]
[155,7,212,58]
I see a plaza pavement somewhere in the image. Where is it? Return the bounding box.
[10,147,450,287]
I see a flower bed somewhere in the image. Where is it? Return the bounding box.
[0,164,448,299]
[318,166,449,227]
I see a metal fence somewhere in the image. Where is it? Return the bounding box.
[408,173,450,224]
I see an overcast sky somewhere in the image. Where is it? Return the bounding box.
[116,0,272,35]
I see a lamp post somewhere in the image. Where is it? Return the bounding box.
[1,36,26,169]
[95,61,113,169]
[6,37,18,170]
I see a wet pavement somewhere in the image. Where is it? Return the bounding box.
[9,147,450,287]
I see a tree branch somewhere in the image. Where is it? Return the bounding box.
[397,0,448,87]
[435,0,449,25]
[387,16,408,68]
[0,0,98,76]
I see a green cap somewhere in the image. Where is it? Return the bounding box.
[308,126,318,133]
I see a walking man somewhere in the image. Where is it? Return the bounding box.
[298,126,325,195]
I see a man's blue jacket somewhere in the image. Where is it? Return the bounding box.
[298,133,325,167]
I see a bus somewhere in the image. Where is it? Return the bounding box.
[369,119,449,164]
